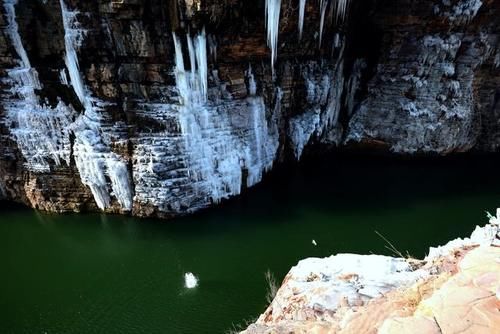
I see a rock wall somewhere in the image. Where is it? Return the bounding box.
[346,0,500,153]
[0,0,499,217]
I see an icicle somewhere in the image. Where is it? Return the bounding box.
[246,64,257,96]
[72,130,111,210]
[60,0,94,115]
[333,0,350,24]
[59,68,69,86]
[173,29,208,106]
[298,0,307,40]
[195,29,208,102]
[187,33,196,75]
[173,33,190,106]
[107,158,133,211]
[265,0,281,71]
[319,0,328,48]
[318,0,351,47]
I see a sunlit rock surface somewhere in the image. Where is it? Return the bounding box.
[242,213,500,334]
[0,0,499,217]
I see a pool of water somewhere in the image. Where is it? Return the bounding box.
[1,153,500,333]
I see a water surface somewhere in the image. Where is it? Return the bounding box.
[1,154,500,333]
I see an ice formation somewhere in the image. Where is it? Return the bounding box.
[140,31,280,210]
[265,0,281,71]
[288,61,344,159]
[436,0,483,25]
[2,0,75,172]
[346,30,480,154]
[246,64,257,96]
[59,69,69,86]
[172,30,208,105]
[332,0,351,24]
[318,0,351,46]
[174,32,277,202]
[60,0,133,210]
[132,31,279,214]
[319,0,329,47]
[184,272,198,289]
[298,0,307,40]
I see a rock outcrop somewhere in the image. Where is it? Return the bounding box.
[0,0,499,217]
[242,211,500,334]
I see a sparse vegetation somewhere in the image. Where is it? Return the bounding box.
[375,230,414,260]
[265,269,279,304]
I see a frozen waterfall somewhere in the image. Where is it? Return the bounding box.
[3,0,39,95]
[2,0,75,172]
[60,0,133,211]
[60,0,94,116]
[172,31,279,205]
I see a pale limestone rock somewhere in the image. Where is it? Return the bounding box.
[243,218,500,334]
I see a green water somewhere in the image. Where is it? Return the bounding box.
[1,154,500,334]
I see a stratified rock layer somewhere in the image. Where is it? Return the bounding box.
[0,0,499,217]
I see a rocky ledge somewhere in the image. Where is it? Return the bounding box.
[243,211,500,334]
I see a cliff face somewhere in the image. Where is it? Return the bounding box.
[0,0,499,217]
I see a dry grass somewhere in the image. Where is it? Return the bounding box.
[375,230,415,260]
[265,269,279,304]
